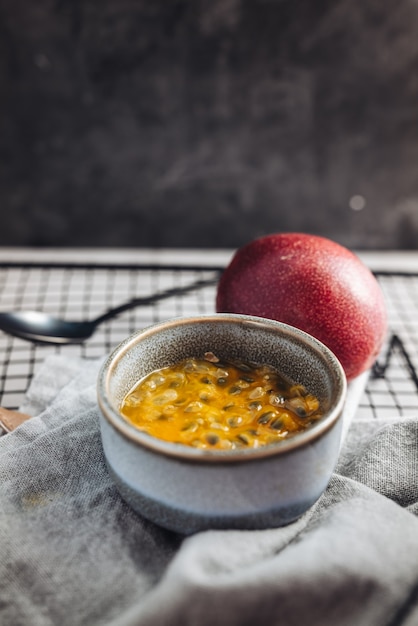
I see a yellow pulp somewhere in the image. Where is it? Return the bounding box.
[120,354,322,450]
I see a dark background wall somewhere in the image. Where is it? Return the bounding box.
[1,0,418,250]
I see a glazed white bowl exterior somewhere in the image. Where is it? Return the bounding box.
[97,314,347,534]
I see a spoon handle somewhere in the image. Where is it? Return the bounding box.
[93,275,220,325]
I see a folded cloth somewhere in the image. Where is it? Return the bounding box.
[1,356,418,626]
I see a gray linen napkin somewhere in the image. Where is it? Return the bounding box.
[1,355,418,626]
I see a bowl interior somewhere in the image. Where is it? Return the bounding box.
[99,314,346,457]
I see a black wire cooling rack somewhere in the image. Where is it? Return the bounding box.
[0,261,417,421]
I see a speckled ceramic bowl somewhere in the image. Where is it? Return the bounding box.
[97,314,347,534]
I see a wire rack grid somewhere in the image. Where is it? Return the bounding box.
[0,261,417,422]
[0,262,221,409]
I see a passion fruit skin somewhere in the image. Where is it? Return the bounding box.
[216,233,388,381]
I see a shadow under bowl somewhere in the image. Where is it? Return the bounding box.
[97,314,347,534]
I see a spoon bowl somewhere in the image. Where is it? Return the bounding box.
[0,311,96,344]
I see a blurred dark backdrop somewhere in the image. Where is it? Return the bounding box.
[1,0,418,249]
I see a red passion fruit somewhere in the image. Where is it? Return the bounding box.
[216,233,388,381]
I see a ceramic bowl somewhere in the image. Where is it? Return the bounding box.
[97,314,347,534]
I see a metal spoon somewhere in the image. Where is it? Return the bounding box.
[0,276,219,345]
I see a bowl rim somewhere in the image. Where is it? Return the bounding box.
[97,314,347,463]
